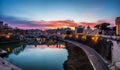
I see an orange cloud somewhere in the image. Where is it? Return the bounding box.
[33,20,76,29]
[15,24,46,30]
[14,18,115,30]
[79,18,115,29]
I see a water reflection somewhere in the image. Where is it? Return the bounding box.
[0,39,68,70]
[7,48,10,52]
[0,44,23,57]
[35,44,65,49]
[13,46,25,55]
[0,38,94,70]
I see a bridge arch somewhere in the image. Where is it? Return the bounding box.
[48,34,63,40]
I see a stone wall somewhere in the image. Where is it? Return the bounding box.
[65,35,113,62]
[64,43,94,70]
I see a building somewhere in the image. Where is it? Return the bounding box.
[116,17,120,36]
[84,26,92,35]
[84,26,99,35]
[75,25,84,35]
[0,21,3,29]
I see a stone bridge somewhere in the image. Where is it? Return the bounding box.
[25,34,120,70]
[25,34,64,39]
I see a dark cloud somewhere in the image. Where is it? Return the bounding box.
[0,15,37,26]
[0,15,76,29]
[0,15,115,30]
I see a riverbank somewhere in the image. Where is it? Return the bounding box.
[64,42,93,70]
[0,57,22,70]
[63,40,109,70]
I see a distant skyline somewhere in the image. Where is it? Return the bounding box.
[0,0,120,30]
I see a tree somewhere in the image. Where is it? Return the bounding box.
[94,23,110,30]
[66,30,72,35]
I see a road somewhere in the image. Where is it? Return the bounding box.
[112,40,120,63]
[63,40,109,70]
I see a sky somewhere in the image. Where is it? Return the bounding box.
[0,0,120,30]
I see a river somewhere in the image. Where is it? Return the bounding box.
[0,39,93,70]
[0,40,68,70]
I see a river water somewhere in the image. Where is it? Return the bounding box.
[0,39,93,70]
[0,41,67,70]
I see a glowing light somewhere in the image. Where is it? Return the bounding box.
[91,35,99,43]
[75,34,79,39]
[82,35,87,40]
[6,35,10,39]
[69,34,72,38]
[63,34,67,38]
[71,27,75,30]
[92,37,95,40]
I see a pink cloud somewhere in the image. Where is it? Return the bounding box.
[15,24,46,30]
[79,18,115,29]
[32,20,75,28]
[12,18,115,30]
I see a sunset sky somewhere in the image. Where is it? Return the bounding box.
[0,0,120,30]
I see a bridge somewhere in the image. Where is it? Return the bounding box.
[24,33,120,41]
[87,34,120,41]
[25,34,63,39]
[24,34,120,70]
[1,34,119,70]
[23,34,120,70]
[24,34,63,44]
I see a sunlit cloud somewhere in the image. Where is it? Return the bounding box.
[79,18,115,29]
[33,20,76,28]
[0,15,116,30]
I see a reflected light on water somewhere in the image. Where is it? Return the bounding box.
[31,44,65,49]
[49,39,54,43]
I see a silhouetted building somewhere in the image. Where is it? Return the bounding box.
[116,17,120,35]
[0,21,3,29]
[75,25,84,35]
